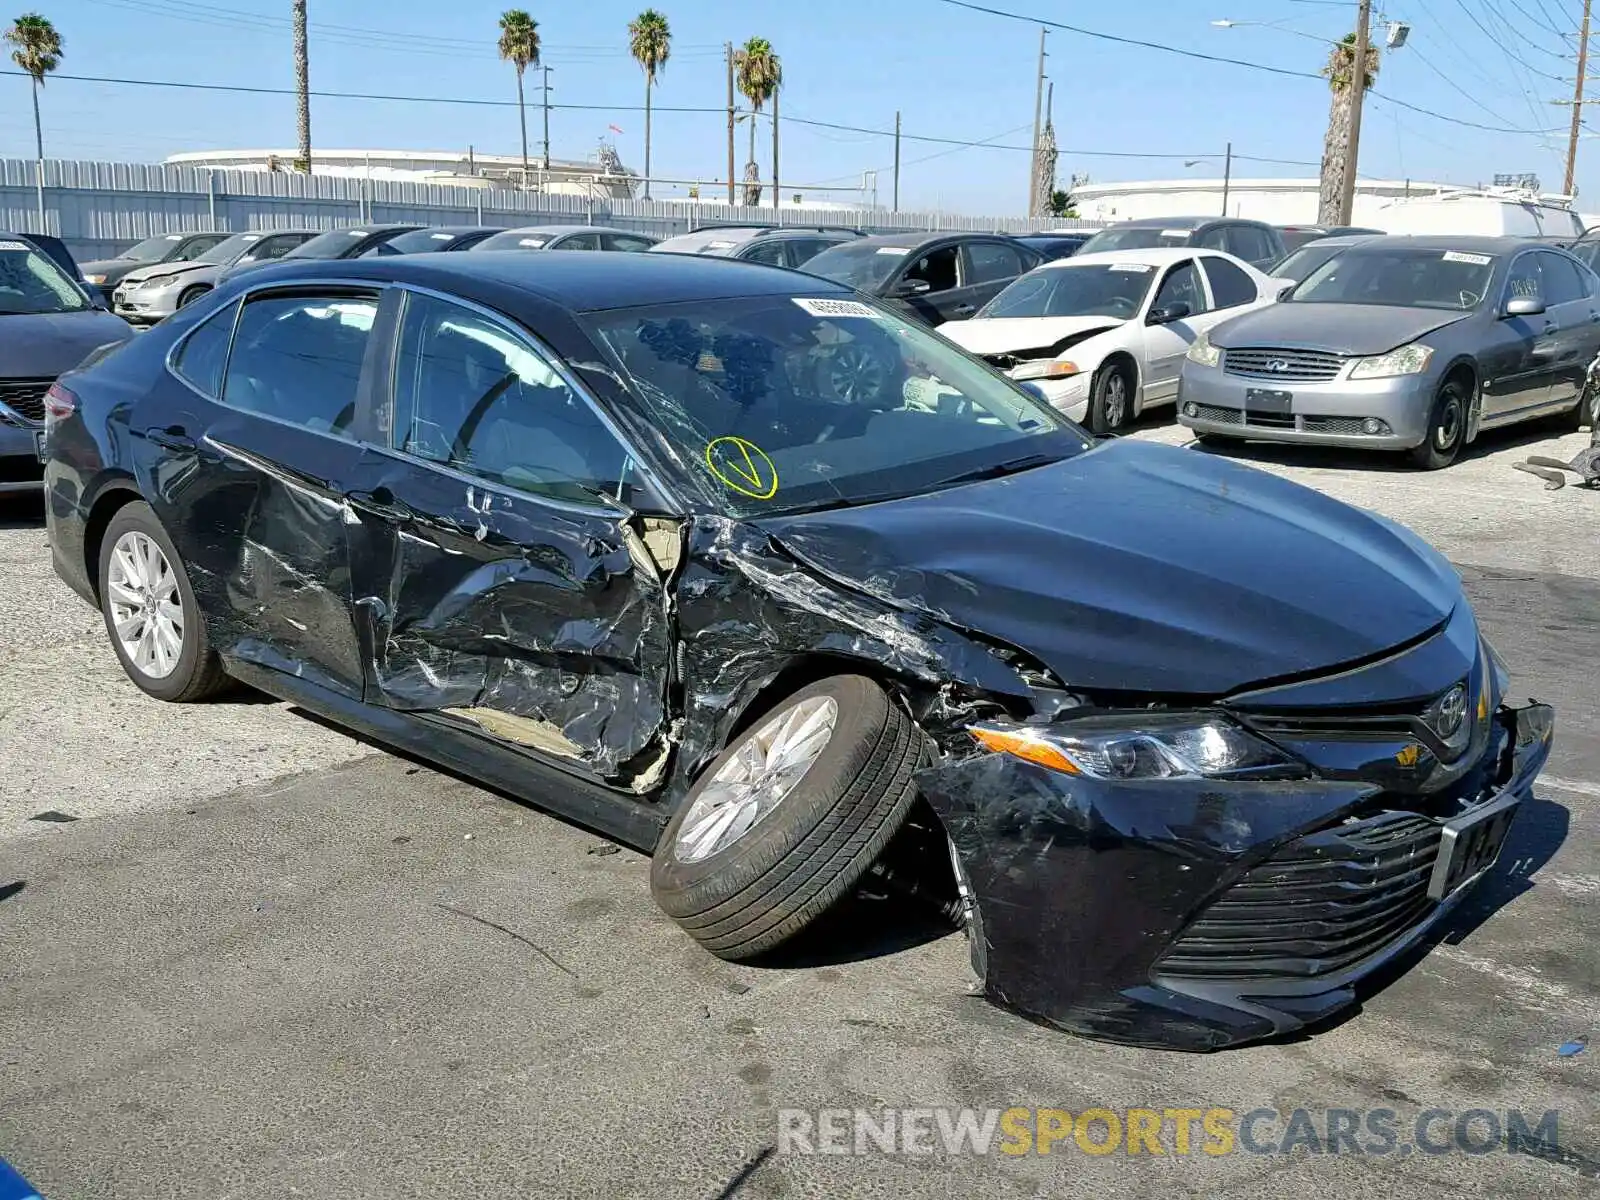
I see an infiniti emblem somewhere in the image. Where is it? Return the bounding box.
[1265,358,1291,373]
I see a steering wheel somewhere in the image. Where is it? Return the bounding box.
[1106,295,1138,317]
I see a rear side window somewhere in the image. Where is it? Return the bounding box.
[741,239,790,267]
[1201,256,1258,308]
[1226,225,1275,264]
[605,234,656,252]
[172,300,238,397]
[1536,251,1587,305]
[222,293,377,437]
[1195,226,1229,251]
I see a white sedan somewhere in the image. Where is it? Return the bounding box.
[940,247,1288,433]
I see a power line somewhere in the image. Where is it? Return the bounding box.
[1450,0,1568,80]
[1500,0,1577,38]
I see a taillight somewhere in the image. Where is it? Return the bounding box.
[43,382,78,421]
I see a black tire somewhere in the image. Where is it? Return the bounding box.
[1568,382,1599,431]
[1408,377,1470,470]
[651,675,924,961]
[1087,360,1134,435]
[97,500,231,703]
[177,284,210,309]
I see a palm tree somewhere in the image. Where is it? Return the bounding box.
[291,0,310,173]
[1318,32,1379,225]
[5,12,63,165]
[498,9,541,176]
[628,9,670,201]
[734,37,780,207]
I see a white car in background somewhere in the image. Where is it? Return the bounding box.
[940,247,1289,433]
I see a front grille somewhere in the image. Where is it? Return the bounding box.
[1189,403,1243,426]
[1247,411,1296,430]
[1303,415,1370,435]
[1224,348,1347,382]
[1157,811,1443,981]
[0,378,51,425]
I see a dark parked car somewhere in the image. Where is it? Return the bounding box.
[1265,232,1383,284]
[473,224,660,253]
[383,225,506,254]
[0,232,132,492]
[650,225,862,270]
[802,232,1043,325]
[78,231,231,303]
[1275,224,1385,254]
[216,224,425,286]
[1179,236,1599,467]
[42,252,1553,1050]
[1010,232,1090,261]
[1076,217,1287,271]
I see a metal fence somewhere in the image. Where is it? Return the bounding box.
[0,159,1104,263]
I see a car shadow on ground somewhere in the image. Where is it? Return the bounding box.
[1280,791,1571,1043]
[0,493,45,529]
[1178,413,1579,473]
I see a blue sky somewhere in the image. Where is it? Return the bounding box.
[2,0,1594,215]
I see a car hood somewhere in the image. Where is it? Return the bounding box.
[1210,302,1472,356]
[118,260,213,285]
[0,309,135,375]
[754,439,1460,697]
[940,315,1126,356]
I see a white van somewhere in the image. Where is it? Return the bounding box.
[1374,192,1585,238]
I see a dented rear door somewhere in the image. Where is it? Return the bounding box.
[348,287,677,788]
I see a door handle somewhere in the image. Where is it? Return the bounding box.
[144,426,196,452]
[1543,322,1559,335]
[951,303,976,316]
[345,486,412,522]
[1589,312,1600,323]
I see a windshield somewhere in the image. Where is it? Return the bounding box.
[802,242,911,290]
[197,233,263,265]
[385,228,468,254]
[1289,246,1498,310]
[283,228,379,260]
[475,229,556,251]
[1270,242,1351,284]
[651,230,760,255]
[0,238,91,314]
[1075,227,1193,255]
[978,262,1156,319]
[120,234,186,262]
[586,293,1087,517]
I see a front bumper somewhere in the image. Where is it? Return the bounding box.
[916,700,1554,1051]
[1177,360,1436,450]
[1010,370,1089,416]
[0,419,44,493]
[112,281,183,323]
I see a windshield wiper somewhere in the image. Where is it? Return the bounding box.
[925,451,1059,491]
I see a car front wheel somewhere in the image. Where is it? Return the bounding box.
[1087,362,1134,435]
[650,675,924,961]
[97,501,230,703]
[1408,377,1469,470]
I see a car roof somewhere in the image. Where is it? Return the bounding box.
[1339,234,1551,254]
[413,225,505,235]
[829,232,999,251]
[232,248,854,311]
[494,224,635,236]
[1042,246,1234,268]
[1101,216,1215,229]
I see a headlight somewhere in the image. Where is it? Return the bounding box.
[1186,331,1221,367]
[82,273,107,285]
[970,712,1307,781]
[139,274,177,288]
[1012,359,1080,381]
[1349,343,1434,379]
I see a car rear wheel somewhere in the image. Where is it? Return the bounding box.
[650,675,924,961]
[1087,361,1134,435]
[1408,377,1469,470]
[97,501,230,703]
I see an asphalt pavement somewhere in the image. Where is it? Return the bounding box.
[2,422,1596,1198]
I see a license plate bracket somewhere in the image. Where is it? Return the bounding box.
[33,428,47,462]
[1427,790,1521,900]
[1245,387,1293,413]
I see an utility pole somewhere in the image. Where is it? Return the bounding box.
[1566,0,1593,196]
[1222,141,1233,215]
[540,65,553,172]
[1027,27,1047,217]
[1338,0,1372,226]
[893,110,901,212]
[772,87,780,213]
[725,42,736,206]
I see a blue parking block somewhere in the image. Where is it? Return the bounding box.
[0,1159,43,1200]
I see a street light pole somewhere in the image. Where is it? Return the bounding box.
[1338,0,1373,226]
[1222,141,1232,215]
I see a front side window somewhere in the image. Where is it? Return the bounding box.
[1534,251,1587,305]
[903,246,959,292]
[964,241,1024,285]
[392,292,634,504]
[1153,261,1207,314]
[1226,226,1272,263]
[172,235,228,263]
[1291,247,1497,311]
[172,300,239,396]
[741,239,790,267]
[586,293,1085,517]
[978,262,1156,320]
[222,293,378,437]
[252,234,310,261]
[0,238,91,315]
[553,232,602,251]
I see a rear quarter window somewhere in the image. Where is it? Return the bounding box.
[172,299,239,397]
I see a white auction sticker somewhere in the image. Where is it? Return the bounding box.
[1160,229,1189,238]
[875,246,910,255]
[430,232,453,240]
[518,238,547,248]
[1442,251,1493,265]
[1109,262,1154,272]
[0,240,31,251]
[793,297,882,318]
[706,240,736,249]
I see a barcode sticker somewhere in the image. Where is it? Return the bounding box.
[0,240,32,251]
[1109,262,1154,272]
[793,297,883,319]
[876,246,910,255]
[518,238,547,248]
[1442,251,1493,265]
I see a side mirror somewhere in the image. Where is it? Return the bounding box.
[1273,280,1296,299]
[890,277,933,298]
[1504,295,1546,317]
[1148,301,1191,324]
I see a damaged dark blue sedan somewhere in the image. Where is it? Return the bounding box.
[40,252,1554,1051]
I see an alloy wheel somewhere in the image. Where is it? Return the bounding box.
[674,696,839,863]
[1104,372,1128,427]
[106,530,185,679]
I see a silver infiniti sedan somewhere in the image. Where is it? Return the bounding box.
[1177,235,1598,468]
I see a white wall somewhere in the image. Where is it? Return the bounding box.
[1071,178,1451,227]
